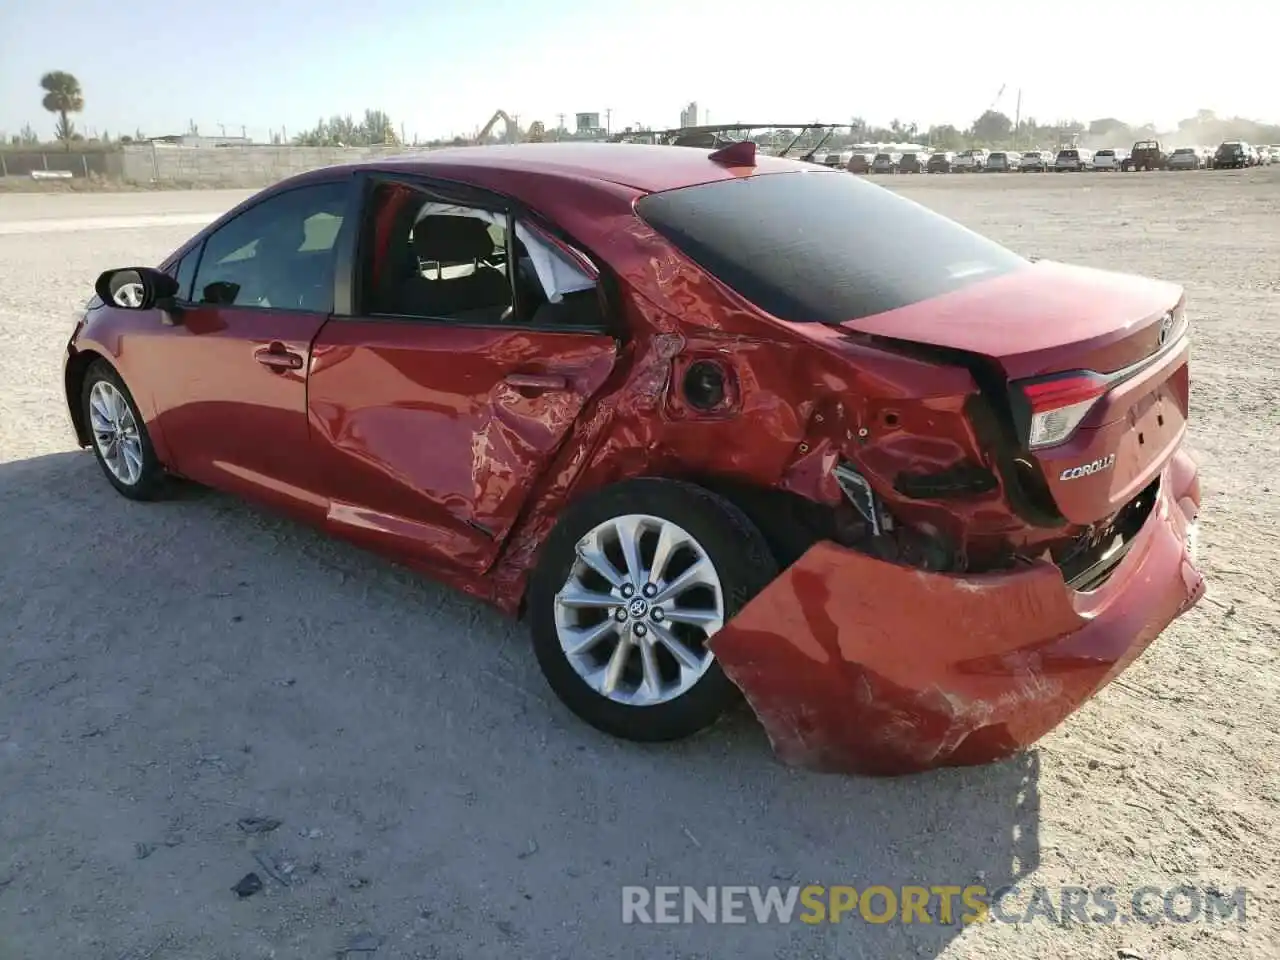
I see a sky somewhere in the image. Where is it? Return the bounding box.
[1,0,1273,143]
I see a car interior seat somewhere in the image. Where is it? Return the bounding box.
[398,215,511,320]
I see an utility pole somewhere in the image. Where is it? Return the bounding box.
[605,108,612,136]
[1014,88,1022,148]
[556,113,565,141]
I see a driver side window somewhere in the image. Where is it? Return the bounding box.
[191,181,348,312]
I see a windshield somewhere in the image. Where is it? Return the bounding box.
[635,170,1027,325]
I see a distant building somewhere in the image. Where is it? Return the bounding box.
[680,102,698,128]
[575,113,601,135]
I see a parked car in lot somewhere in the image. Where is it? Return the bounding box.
[870,152,901,174]
[1020,150,1054,172]
[813,146,853,168]
[898,151,925,173]
[1213,140,1257,169]
[1093,148,1129,171]
[1167,146,1205,170]
[985,151,1022,172]
[66,142,1205,774]
[951,148,989,172]
[1055,147,1095,171]
[926,151,955,173]
[846,151,874,174]
[1122,140,1167,171]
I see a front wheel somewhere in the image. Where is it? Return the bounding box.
[528,478,779,742]
[81,359,167,500]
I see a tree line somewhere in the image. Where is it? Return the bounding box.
[833,110,1280,151]
[7,70,1279,152]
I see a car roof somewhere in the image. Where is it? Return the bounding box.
[299,142,807,195]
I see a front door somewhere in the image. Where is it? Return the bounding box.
[307,179,618,575]
[147,177,355,520]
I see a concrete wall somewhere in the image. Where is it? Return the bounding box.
[117,143,428,186]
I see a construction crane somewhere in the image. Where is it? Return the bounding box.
[475,110,519,145]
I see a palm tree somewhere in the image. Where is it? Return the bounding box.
[40,71,84,149]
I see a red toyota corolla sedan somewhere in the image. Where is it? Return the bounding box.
[66,142,1204,774]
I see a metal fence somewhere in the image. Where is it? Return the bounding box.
[0,151,115,178]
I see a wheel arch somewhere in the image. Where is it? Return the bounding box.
[514,471,837,619]
[65,347,108,448]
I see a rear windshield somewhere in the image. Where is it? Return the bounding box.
[1173,148,1194,155]
[1134,141,1158,149]
[1022,151,1041,158]
[1096,150,1114,157]
[635,170,1027,325]
[874,153,892,161]
[989,153,1006,160]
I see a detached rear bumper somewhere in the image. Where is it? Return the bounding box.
[709,449,1204,776]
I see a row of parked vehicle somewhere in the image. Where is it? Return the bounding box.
[846,140,1278,175]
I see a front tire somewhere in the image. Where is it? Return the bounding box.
[81,359,166,501]
[528,478,779,742]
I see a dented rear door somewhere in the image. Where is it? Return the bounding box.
[307,320,616,575]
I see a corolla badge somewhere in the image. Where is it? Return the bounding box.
[1060,454,1116,481]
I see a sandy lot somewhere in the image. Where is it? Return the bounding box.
[0,171,1276,960]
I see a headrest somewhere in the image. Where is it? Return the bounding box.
[413,215,496,263]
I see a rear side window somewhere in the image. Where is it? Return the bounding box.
[635,170,1027,325]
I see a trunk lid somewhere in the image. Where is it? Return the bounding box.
[840,261,1189,525]
[838,260,1182,380]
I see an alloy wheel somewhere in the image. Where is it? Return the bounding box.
[553,514,724,707]
[88,379,144,486]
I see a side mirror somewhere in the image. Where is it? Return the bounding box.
[94,267,180,311]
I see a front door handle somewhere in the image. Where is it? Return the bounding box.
[504,372,567,391]
[254,344,304,371]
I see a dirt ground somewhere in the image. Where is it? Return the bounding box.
[0,170,1276,960]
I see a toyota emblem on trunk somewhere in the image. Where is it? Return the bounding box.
[1158,313,1174,346]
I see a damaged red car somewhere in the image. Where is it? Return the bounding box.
[67,142,1204,775]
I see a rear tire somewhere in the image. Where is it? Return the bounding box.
[81,359,167,501]
[528,478,779,742]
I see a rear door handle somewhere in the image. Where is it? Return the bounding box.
[504,372,567,390]
[254,345,304,371]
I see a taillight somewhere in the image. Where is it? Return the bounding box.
[1020,373,1109,449]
